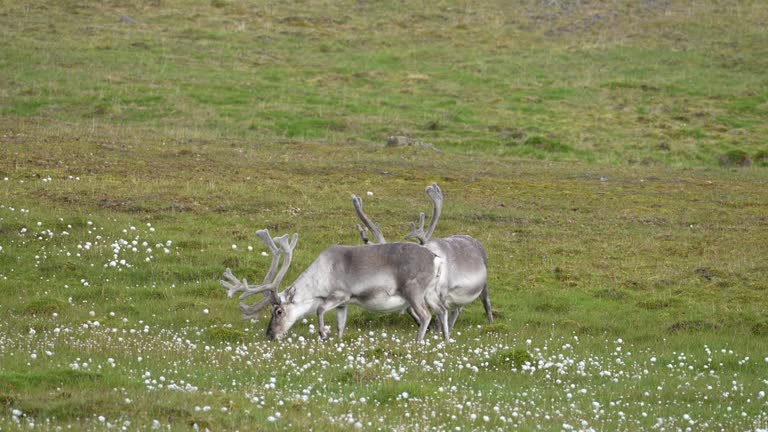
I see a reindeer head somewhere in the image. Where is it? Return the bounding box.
[265,295,293,340]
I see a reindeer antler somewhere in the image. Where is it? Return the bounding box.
[238,233,288,300]
[405,212,427,245]
[219,229,299,319]
[239,231,299,319]
[424,183,443,239]
[256,229,281,284]
[405,183,443,245]
[220,267,247,299]
[352,194,386,244]
[220,230,282,299]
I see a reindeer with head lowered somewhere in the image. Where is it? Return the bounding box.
[220,229,447,342]
[220,184,489,342]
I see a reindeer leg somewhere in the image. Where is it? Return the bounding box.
[436,310,450,341]
[316,306,331,339]
[481,283,493,323]
[448,307,462,331]
[405,307,422,326]
[316,294,350,340]
[336,305,348,339]
[415,306,432,343]
[409,303,432,343]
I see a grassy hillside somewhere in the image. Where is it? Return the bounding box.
[1,0,767,430]
[2,0,767,165]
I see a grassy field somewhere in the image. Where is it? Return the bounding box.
[1,0,768,430]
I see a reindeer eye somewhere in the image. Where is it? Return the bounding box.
[276,308,284,316]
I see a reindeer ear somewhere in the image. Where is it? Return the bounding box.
[284,286,297,303]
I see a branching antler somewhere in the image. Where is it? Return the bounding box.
[240,231,298,317]
[405,183,443,245]
[220,229,299,319]
[238,233,288,300]
[220,230,282,299]
[220,267,246,299]
[352,194,386,244]
[239,231,298,318]
[405,212,427,245]
[256,229,281,283]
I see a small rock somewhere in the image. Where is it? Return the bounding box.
[386,136,442,152]
[718,150,752,167]
[695,267,718,281]
[119,16,137,25]
[386,136,412,147]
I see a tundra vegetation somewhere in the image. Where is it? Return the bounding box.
[1,0,767,430]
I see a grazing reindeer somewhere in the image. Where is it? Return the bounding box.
[353,185,493,332]
[221,229,445,342]
[406,184,493,330]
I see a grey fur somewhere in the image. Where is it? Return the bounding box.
[421,235,493,330]
[409,185,493,331]
[266,242,443,342]
[353,184,494,338]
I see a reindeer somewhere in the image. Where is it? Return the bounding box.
[352,184,493,332]
[220,229,447,342]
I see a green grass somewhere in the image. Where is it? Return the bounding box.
[2,0,768,166]
[2,0,768,430]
